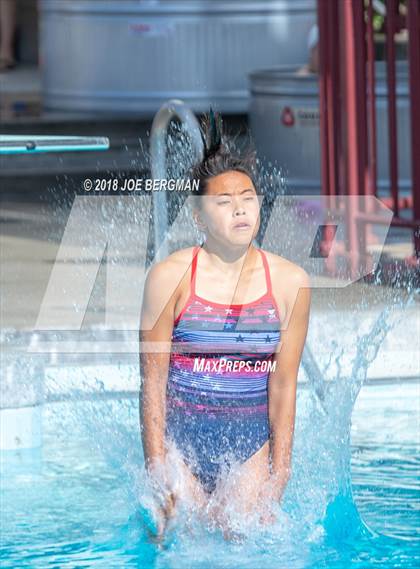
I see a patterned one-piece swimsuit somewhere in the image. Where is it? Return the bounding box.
[165,245,281,493]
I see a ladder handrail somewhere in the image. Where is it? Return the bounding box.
[150,99,203,261]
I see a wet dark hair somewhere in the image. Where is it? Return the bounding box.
[189,109,258,201]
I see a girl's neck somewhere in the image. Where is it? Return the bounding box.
[200,238,259,273]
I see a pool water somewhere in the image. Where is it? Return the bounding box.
[1,381,418,568]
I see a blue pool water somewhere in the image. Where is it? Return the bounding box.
[1,380,418,568]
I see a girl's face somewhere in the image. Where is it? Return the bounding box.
[193,170,261,247]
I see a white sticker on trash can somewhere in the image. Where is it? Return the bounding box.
[296,108,320,126]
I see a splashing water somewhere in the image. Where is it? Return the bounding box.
[2,290,417,568]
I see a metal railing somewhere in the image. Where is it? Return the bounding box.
[149,99,203,261]
[317,0,420,276]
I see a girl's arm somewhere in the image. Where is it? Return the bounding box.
[267,267,311,500]
[139,261,177,473]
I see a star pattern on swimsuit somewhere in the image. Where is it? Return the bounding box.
[204,306,213,312]
[225,308,233,314]
[236,334,244,342]
[265,335,272,343]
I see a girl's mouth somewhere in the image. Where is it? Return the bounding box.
[232,222,251,230]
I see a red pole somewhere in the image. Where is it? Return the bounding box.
[366,0,378,197]
[343,0,369,278]
[317,0,331,198]
[385,0,399,216]
[407,0,420,257]
[327,2,340,200]
[318,0,341,275]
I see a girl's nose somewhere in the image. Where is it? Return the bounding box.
[232,200,246,216]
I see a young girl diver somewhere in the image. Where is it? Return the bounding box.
[140,111,311,540]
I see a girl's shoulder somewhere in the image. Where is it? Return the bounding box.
[145,247,196,286]
[142,247,196,316]
[261,249,311,324]
[262,249,311,288]
[165,246,196,264]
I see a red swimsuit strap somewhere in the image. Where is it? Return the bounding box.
[190,245,200,295]
[258,248,273,296]
[191,245,272,298]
